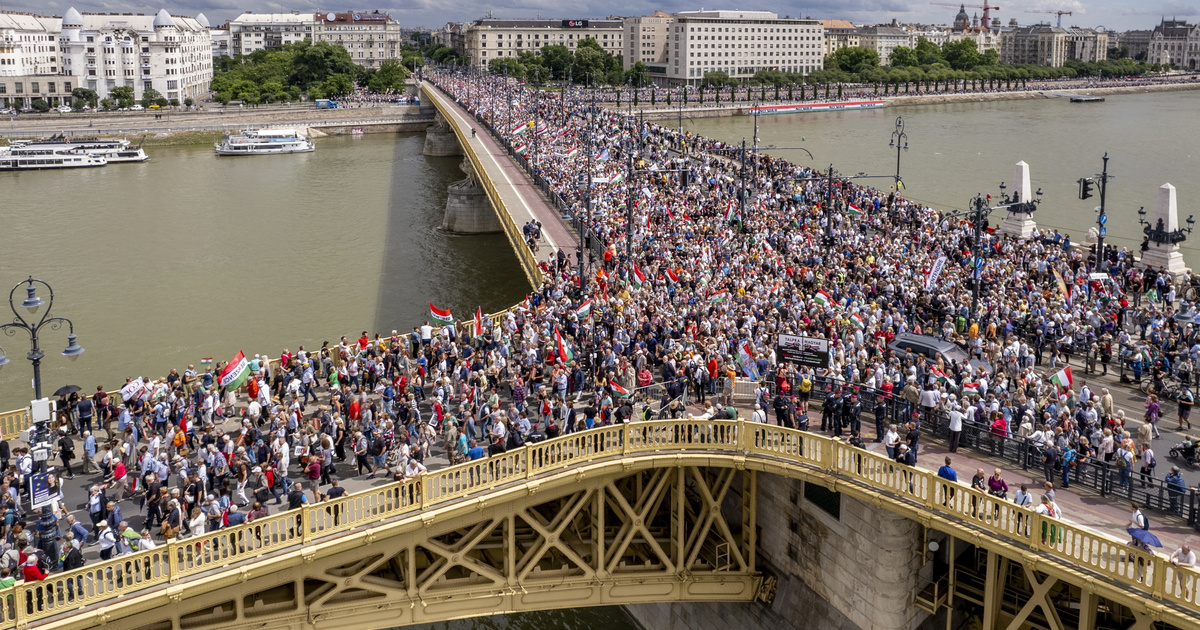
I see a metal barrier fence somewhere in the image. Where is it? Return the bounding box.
[6,418,1199,627]
[735,373,1200,527]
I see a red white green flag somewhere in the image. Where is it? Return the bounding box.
[218,351,250,392]
[514,143,528,154]
[708,289,729,304]
[813,290,830,306]
[609,380,631,398]
[665,268,679,284]
[575,298,593,318]
[849,313,865,330]
[847,203,864,217]
[630,264,647,289]
[724,200,737,222]
[511,121,529,135]
[473,307,484,338]
[1050,366,1073,392]
[429,302,454,324]
[565,147,579,158]
[962,382,981,395]
[555,328,575,364]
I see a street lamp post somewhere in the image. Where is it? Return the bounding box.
[0,277,85,400]
[1138,206,1195,246]
[889,116,908,188]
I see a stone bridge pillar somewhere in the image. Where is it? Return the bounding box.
[443,158,502,234]
[999,160,1037,239]
[1140,183,1191,280]
[423,112,463,157]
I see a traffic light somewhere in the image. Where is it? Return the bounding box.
[1078,178,1094,200]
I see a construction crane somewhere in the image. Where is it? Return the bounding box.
[1025,9,1072,28]
[930,2,1000,29]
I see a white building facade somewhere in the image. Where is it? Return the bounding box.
[665,10,824,85]
[59,8,213,103]
[0,12,71,108]
[623,12,672,72]
[227,12,314,57]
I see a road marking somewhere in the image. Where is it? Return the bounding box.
[435,91,559,256]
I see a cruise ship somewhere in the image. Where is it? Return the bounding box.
[0,145,107,171]
[214,128,315,156]
[7,135,149,163]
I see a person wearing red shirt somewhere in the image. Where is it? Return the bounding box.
[22,556,46,582]
[357,332,370,351]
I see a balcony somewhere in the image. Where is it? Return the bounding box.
[141,63,150,68]
[140,51,151,57]
[86,51,96,57]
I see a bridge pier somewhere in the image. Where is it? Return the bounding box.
[423,112,463,157]
[443,158,502,234]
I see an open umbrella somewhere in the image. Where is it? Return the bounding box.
[1126,527,1163,548]
[51,384,82,398]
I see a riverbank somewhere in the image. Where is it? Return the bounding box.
[635,78,1200,120]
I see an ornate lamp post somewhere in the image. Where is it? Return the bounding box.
[0,277,85,400]
[889,116,909,187]
[1138,206,1195,246]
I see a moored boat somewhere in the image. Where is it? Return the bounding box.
[215,128,315,155]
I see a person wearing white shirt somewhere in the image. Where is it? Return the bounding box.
[1170,544,1196,598]
[947,403,963,453]
[751,404,767,424]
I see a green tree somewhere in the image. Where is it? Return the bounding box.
[941,39,981,71]
[321,73,354,97]
[71,87,98,109]
[540,45,573,79]
[100,98,114,110]
[30,98,49,112]
[110,86,135,109]
[701,71,736,87]
[571,45,609,84]
[889,46,919,67]
[184,97,194,107]
[140,87,168,107]
[826,46,880,73]
[287,41,357,88]
[368,59,410,93]
[488,57,524,77]
[626,61,650,87]
[915,37,942,65]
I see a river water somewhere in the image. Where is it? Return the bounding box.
[0,133,528,411]
[686,89,1200,266]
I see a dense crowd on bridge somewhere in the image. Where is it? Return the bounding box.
[5,71,1200,590]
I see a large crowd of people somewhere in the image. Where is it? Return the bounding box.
[3,69,1199,591]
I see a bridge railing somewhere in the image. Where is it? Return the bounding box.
[7,419,1200,627]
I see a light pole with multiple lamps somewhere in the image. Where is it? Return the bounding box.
[1137,206,1195,247]
[889,116,908,188]
[0,277,85,400]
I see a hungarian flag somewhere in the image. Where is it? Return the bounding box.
[575,298,593,318]
[555,328,574,364]
[535,121,548,135]
[813,290,830,306]
[473,307,484,338]
[724,200,737,222]
[1050,366,1074,392]
[511,121,529,135]
[665,268,679,284]
[631,264,647,289]
[849,313,865,330]
[930,367,952,386]
[514,143,528,155]
[847,203,864,217]
[200,357,213,365]
[609,172,625,185]
[609,380,631,398]
[565,147,579,158]
[218,351,251,392]
[961,382,980,395]
[709,289,729,304]
[429,303,454,324]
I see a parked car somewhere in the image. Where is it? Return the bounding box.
[56,105,73,113]
[130,104,144,111]
[887,333,993,377]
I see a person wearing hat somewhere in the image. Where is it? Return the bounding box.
[1165,465,1187,515]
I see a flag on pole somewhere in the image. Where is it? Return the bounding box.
[847,203,864,217]
[665,268,679,284]
[595,148,610,162]
[200,357,213,365]
[609,172,625,185]
[961,382,980,395]
[565,147,579,158]
[120,377,146,402]
[813,290,830,306]
[511,121,529,135]
[575,298,593,318]
[609,380,631,398]
[631,264,647,289]
[429,303,454,324]
[849,313,865,330]
[514,143,528,154]
[1050,366,1074,392]
[737,340,760,379]
[724,199,737,222]
[708,289,729,304]
[473,307,484,338]
[218,351,251,392]
[555,328,575,364]
[535,121,548,135]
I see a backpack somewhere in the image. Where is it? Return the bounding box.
[1115,450,1128,469]
[799,378,812,393]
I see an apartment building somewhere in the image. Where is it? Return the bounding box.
[463,18,623,70]
[313,11,402,69]
[227,12,314,57]
[818,19,859,56]
[665,10,824,85]
[623,11,671,71]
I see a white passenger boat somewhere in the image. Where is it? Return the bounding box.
[7,135,149,163]
[214,128,315,156]
[0,145,107,170]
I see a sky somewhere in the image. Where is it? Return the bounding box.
[5,0,1195,32]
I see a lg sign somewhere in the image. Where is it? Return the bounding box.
[561,20,589,28]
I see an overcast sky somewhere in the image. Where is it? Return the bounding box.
[12,0,1194,32]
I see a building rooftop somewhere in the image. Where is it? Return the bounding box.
[230,12,316,24]
[819,19,856,30]
[318,11,396,24]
